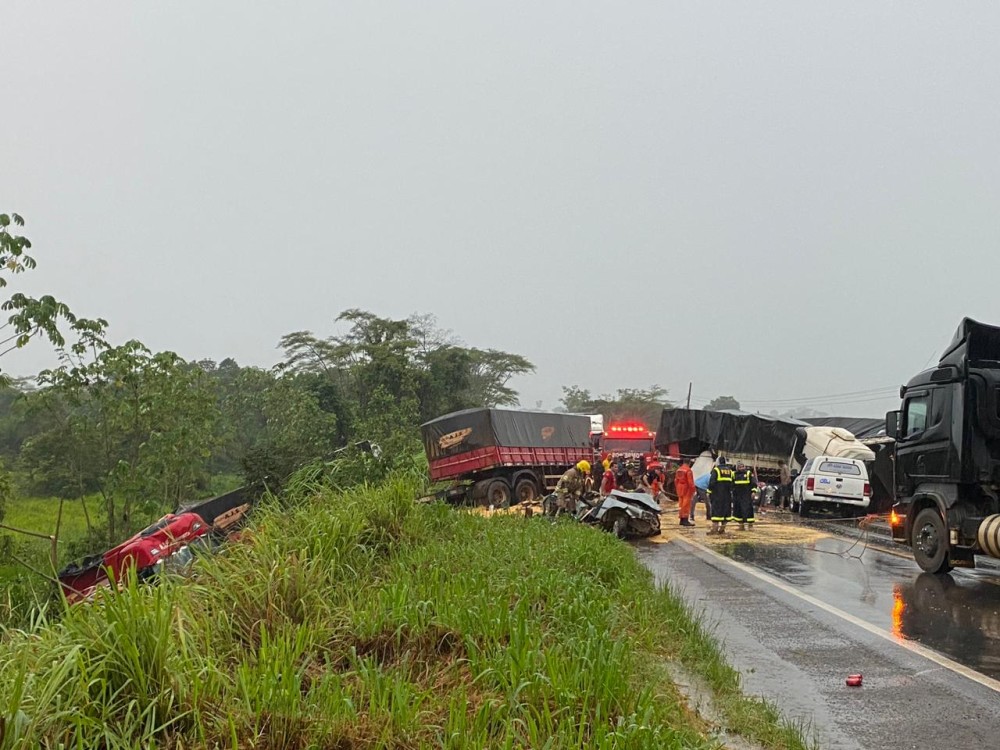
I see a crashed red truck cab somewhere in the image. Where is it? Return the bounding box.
[599,422,659,466]
[58,512,210,603]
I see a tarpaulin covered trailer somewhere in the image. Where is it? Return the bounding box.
[655,409,808,470]
[656,408,880,490]
[421,408,593,505]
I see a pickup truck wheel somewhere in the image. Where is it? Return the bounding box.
[486,479,512,509]
[514,477,539,504]
[912,507,953,574]
[603,509,628,538]
[798,499,810,518]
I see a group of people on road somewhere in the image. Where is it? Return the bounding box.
[704,457,757,534]
[552,454,789,535]
[553,456,667,514]
[671,456,757,533]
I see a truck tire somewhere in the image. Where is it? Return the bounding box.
[514,477,540,504]
[798,499,811,518]
[912,507,953,574]
[486,479,512,509]
[470,479,493,505]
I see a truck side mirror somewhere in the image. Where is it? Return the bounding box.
[885,411,899,439]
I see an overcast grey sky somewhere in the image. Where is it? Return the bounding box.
[3,2,999,418]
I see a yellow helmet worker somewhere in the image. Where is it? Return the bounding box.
[576,460,591,474]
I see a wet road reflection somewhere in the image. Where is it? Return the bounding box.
[714,534,1000,680]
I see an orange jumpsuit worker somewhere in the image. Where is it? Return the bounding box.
[674,458,696,527]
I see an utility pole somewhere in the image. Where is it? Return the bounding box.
[686,382,692,409]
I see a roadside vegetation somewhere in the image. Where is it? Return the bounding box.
[0,213,542,617]
[0,213,811,748]
[0,472,810,749]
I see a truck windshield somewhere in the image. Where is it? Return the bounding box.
[818,461,861,475]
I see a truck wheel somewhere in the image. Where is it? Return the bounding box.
[470,479,493,506]
[912,507,953,574]
[798,499,810,518]
[486,479,512,509]
[514,477,539,504]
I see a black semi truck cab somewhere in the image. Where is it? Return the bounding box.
[887,318,1000,573]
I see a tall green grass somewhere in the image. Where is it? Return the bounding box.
[0,475,810,749]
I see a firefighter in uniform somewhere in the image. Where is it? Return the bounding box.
[732,461,756,530]
[554,460,591,516]
[708,457,735,535]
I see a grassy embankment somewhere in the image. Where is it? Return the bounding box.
[0,475,811,749]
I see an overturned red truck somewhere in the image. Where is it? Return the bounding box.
[421,408,593,506]
[57,485,253,604]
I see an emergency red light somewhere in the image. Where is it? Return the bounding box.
[606,422,650,435]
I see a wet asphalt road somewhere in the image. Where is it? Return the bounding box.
[636,518,1000,749]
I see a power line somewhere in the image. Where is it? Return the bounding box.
[680,386,900,412]
[738,386,898,405]
[744,393,898,407]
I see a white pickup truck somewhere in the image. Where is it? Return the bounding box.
[791,456,871,517]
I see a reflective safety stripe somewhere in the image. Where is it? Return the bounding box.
[713,468,734,482]
[734,480,752,485]
[710,516,727,521]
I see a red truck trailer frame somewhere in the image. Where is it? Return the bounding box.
[421,408,593,506]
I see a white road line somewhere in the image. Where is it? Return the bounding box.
[670,535,1000,696]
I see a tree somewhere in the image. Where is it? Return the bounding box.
[26,342,221,541]
[0,213,107,371]
[559,385,672,426]
[276,330,339,375]
[559,386,593,414]
[276,308,536,427]
[417,345,474,421]
[217,368,340,488]
[704,396,740,411]
[464,349,534,407]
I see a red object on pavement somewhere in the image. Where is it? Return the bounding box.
[846,674,863,687]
